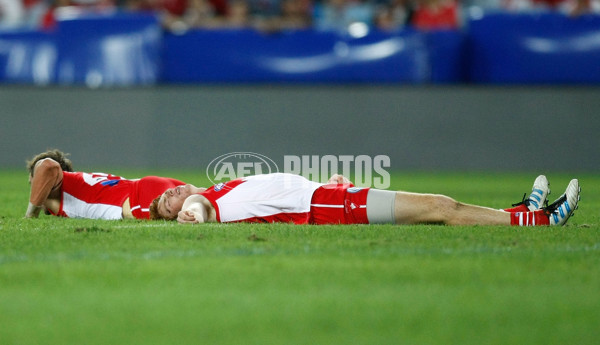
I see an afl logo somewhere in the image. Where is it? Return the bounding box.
[206,152,279,185]
[347,187,363,193]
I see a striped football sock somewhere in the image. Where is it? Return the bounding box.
[510,210,550,226]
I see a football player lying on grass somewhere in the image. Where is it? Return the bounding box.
[149,172,580,227]
[25,149,185,220]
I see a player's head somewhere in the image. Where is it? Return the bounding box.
[26,149,74,177]
[149,185,196,220]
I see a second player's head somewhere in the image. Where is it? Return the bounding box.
[149,184,197,220]
[26,149,74,177]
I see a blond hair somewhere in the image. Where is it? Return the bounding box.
[149,196,176,221]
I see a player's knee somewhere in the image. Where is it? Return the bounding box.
[429,194,461,222]
[394,192,461,224]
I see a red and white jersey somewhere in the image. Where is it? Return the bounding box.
[200,173,323,224]
[129,176,186,219]
[54,172,184,220]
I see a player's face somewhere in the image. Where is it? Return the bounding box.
[158,184,195,220]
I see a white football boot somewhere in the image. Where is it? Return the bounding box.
[545,179,580,226]
[527,175,551,211]
[510,175,550,211]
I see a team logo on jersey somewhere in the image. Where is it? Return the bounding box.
[347,187,363,193]
[214,183,225,192]
[100,180,121,187]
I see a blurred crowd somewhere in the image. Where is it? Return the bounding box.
[1,0,599,32]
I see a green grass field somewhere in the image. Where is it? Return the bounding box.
[1,170,599,345]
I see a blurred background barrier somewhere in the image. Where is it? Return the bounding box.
[0,12,161,86]
[0,30,56,85]
[1,11,599,85]
[162,29,440,83]
[54,12,161,86]
[2,7,599,172]
[468,12,600,84]
[2,85,599,171]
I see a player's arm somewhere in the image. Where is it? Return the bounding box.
[327,174,353,185]
[177,194,214,224]
[26,158,63,218]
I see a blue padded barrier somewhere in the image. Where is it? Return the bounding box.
[426,29,467,83]
[0,30,56,85]
[55,12,161,86]
[161,29,435,83]
[2,12,600,85]
[468,12,600,84]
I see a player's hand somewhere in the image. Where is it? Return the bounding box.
[327,174,351,185]
[177,210,199,224]
[25,202,43,218]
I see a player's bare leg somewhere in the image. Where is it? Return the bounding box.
[392,192,511,226]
